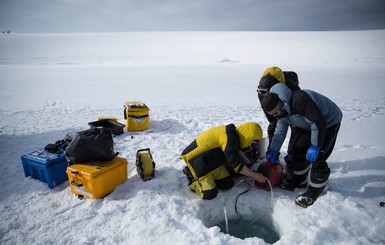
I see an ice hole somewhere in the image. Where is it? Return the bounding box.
[211,217,280,244]
[201,189,281,244]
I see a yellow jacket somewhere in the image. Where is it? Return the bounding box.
[180,122,262,178]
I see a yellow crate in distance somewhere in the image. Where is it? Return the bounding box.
[124,101,150,132]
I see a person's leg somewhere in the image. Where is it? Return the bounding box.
[296,123,341,208]
[281,127,311,191]
[213,165,234,190]
[280,155,310,191]
[183,148,227,200]
[188,174,218,200]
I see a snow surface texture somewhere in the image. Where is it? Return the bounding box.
[0,31,385,244]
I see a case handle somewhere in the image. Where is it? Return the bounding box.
[70,181,83,187]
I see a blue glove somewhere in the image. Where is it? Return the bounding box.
[306,145,320,162]
[266,150,278,164]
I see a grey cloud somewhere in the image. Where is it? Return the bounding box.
[0,0,384,33]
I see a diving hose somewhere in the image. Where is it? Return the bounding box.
[157,171,226,230]
[223,178,274,233]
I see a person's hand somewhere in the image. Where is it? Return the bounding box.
[254,172,268,183]
[266,150,278,164]
[306,145,320,162]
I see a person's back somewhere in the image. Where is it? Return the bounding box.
[298,89,343,127]
[179,122,267,199]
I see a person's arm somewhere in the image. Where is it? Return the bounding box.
[239,165,267,183]
[269,119,289,152]
[223,124,244,172]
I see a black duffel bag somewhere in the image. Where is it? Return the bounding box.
[65,128,116,164]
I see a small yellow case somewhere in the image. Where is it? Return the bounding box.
[98,117,118,122]
[66,157,128,199]
[124,101,150,132]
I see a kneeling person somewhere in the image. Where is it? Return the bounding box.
[179,122,267,200]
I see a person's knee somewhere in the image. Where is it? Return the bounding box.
[189,174,217,199]
[215,176,234,190]
[284,155,309,170]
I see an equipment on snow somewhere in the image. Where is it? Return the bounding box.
[66,157,128,199]
[21,149,69,189]
[65,128,116,164]
[97,117,118,122]
[88,119,125,135]
[44,135,73,154]
[255,161,283,191]
[136,148,156,181]
[124,101,150,132]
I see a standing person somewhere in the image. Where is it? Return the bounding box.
[179,122,267,200]
[257,66,300,145]
[261,83,342,207]
[257,66,310,186]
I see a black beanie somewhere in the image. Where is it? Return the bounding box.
[258,75,279,90]
[261,93,283,115]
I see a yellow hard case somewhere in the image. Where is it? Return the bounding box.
[66,157,128,199]
[124,101,150,132]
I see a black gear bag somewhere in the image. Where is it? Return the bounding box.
[65,128,116,164]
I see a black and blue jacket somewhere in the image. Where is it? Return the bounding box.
[269,83,343,152]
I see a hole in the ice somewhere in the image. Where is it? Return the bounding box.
[212,217,280,244]
[201,181,281,244]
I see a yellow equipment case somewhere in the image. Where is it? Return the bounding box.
[66,157,128,199]
[124,101,150,132]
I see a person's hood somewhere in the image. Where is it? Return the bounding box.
[236,122,262,149]
[270,83,292,114]
[258,66,285,90]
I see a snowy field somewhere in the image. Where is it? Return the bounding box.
[0,30,385,244]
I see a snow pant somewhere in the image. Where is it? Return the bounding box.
[185,148,234,200]
[309,123,340,189]
[283,127,312,186]
[284,123,341,189]
[267,121,311,164]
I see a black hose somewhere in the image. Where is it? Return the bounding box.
[234,180,251,223]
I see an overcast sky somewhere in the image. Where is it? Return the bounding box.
[1,0,385,33]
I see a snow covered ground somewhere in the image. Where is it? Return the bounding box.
[0,30,384,244]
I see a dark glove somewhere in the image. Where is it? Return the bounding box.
[306,145,320,162]
[266,150,278,164]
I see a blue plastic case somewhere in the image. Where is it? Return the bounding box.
[21,149,68,189]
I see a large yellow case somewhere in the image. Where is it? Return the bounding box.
[124,101,150,132]
[66,157,128,199]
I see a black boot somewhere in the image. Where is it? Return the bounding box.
[295,161,331,207]
[295,186,325,208]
